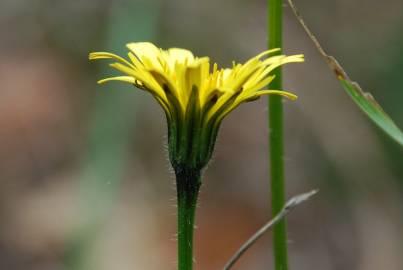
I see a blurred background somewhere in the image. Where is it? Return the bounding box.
[1,0,403,269]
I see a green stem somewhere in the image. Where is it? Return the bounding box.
[175,167,201,270]
[268,0,288,270]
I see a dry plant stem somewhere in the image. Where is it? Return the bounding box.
[285,0,364,83]
[268,0,287,269]
[286,0,333,67]
[223,190,318,270]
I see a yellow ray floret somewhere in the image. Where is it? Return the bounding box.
[89,42,304,124]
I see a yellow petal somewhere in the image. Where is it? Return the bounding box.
[97,76,136,84]
[126,42,160,59]
[126,42,163,70]
[109,62,139,76]
[254,90,297,100]
[167,48,195,63]
[89,52,135,68]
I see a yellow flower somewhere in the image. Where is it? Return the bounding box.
[89,42,303,170]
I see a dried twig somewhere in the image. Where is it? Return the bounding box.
[223,190,318,270]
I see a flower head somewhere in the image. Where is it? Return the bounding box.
[89,42,303,170]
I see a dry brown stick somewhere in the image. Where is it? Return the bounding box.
[286,0,351,80]
[223,190,318,270]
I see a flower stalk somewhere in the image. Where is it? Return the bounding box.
[89,42,303,270]
[268,0,289,270]
[175,167,201,270]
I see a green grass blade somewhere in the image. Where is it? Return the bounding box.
[340,79,403,146]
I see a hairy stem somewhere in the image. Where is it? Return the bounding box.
[175,167,201,270]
